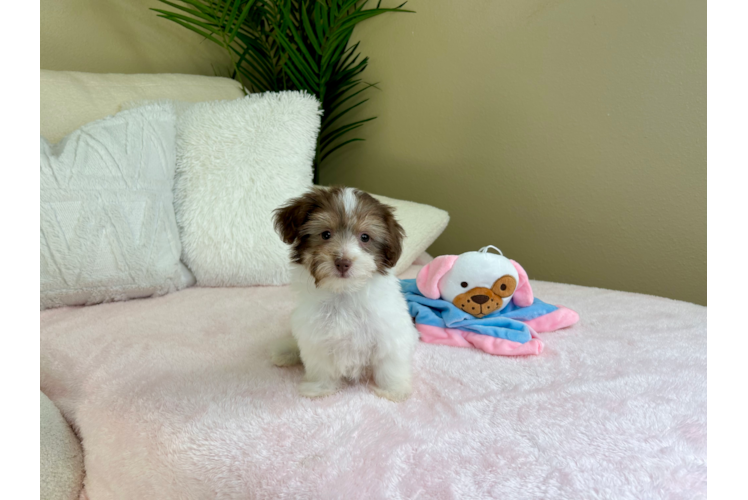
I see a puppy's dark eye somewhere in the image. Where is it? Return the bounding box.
[321,231,332,240]
[461,282,468,288]
[360,234,370,243]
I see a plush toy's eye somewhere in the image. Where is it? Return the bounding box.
[461,281,468,288]
[360,234,370,243]
[500,284,507,291]
[321,231,332,240]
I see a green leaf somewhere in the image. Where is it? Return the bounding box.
[326,81,378,116]
[223,1,244,40]
[271,29,319,90]
[235,65,268,91]
[286,15,320,74]
[336,41,360,71]
[321,137,364,162]
[228,0,257,43]
[232,48,274,89]
[173,0,215,17]
[331,57,369,86]
[152,10,222,35]
[218,0,234,27]
[320,116,377,149]
[155,0,215,23]
[300,3,321,54]
[233,34,277,80]
[279,58,311,91]
[320,123,366,150]
[154,0,413,173]
[321,34,351,75]
[313,2,326,45]
[323,98,369,128]
[325,79,364,106]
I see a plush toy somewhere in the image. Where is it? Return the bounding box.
[400,246,579,356]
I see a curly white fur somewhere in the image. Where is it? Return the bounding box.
[271,187,418,400]
[273,265,418,401]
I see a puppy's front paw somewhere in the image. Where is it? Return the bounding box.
[298,380,340,399]
[372,384,412,402]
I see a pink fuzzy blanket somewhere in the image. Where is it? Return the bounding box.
[41,266,706,499]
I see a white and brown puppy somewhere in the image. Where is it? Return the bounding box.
[271,186,418,401]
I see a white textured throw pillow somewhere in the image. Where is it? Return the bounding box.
[175,92,321,286]
[40,104,194,309]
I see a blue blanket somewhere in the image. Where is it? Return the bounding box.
[400,279,560,344]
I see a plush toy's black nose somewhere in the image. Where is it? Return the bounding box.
[335,258,352,274]
[471,295,490,305]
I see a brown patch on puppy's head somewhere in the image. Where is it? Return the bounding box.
[273,186,342,264]
[274,189,324,246]
[351,191,405,273]
[273,186,405,291]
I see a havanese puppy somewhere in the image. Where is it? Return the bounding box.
[270,186,418,401]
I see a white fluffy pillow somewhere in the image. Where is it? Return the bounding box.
[175,92,321,286]
[40,103,194,309]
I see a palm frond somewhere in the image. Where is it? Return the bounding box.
[153,0,413,183]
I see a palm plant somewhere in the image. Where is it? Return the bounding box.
[153,0,412,183]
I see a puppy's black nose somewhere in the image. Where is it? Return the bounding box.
[471,295,490,305]
[335,258,352,274]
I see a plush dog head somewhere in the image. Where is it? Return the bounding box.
[416,247,533,318]
[273,186,404,293]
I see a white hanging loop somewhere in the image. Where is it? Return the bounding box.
[478,245,503,256]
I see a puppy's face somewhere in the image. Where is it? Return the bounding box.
[274,187,405,293]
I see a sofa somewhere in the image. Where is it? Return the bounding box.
[40,71,707,499]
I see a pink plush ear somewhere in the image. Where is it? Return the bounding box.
[510,260,534,307]
[416,255,459,299]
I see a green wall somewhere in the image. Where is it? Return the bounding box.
[322,0,706,305]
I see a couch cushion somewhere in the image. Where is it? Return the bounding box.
[41,392,84,500]
[41,70,244,144]
[40,70,449,286]
[40,271,706,499]
[41,103,192,308]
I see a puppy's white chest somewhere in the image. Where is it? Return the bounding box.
[301,295,378,378]
[316,296,376,346]
[290,271,415,382]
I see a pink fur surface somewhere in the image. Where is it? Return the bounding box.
[41,265,706,499]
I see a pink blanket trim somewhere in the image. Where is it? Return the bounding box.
[524,306,580,334]
[416,306,579,356]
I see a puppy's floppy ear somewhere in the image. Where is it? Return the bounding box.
[273,193,316,244]
[379,203,405,270]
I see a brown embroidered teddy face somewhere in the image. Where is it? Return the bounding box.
[452,275,517,318]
